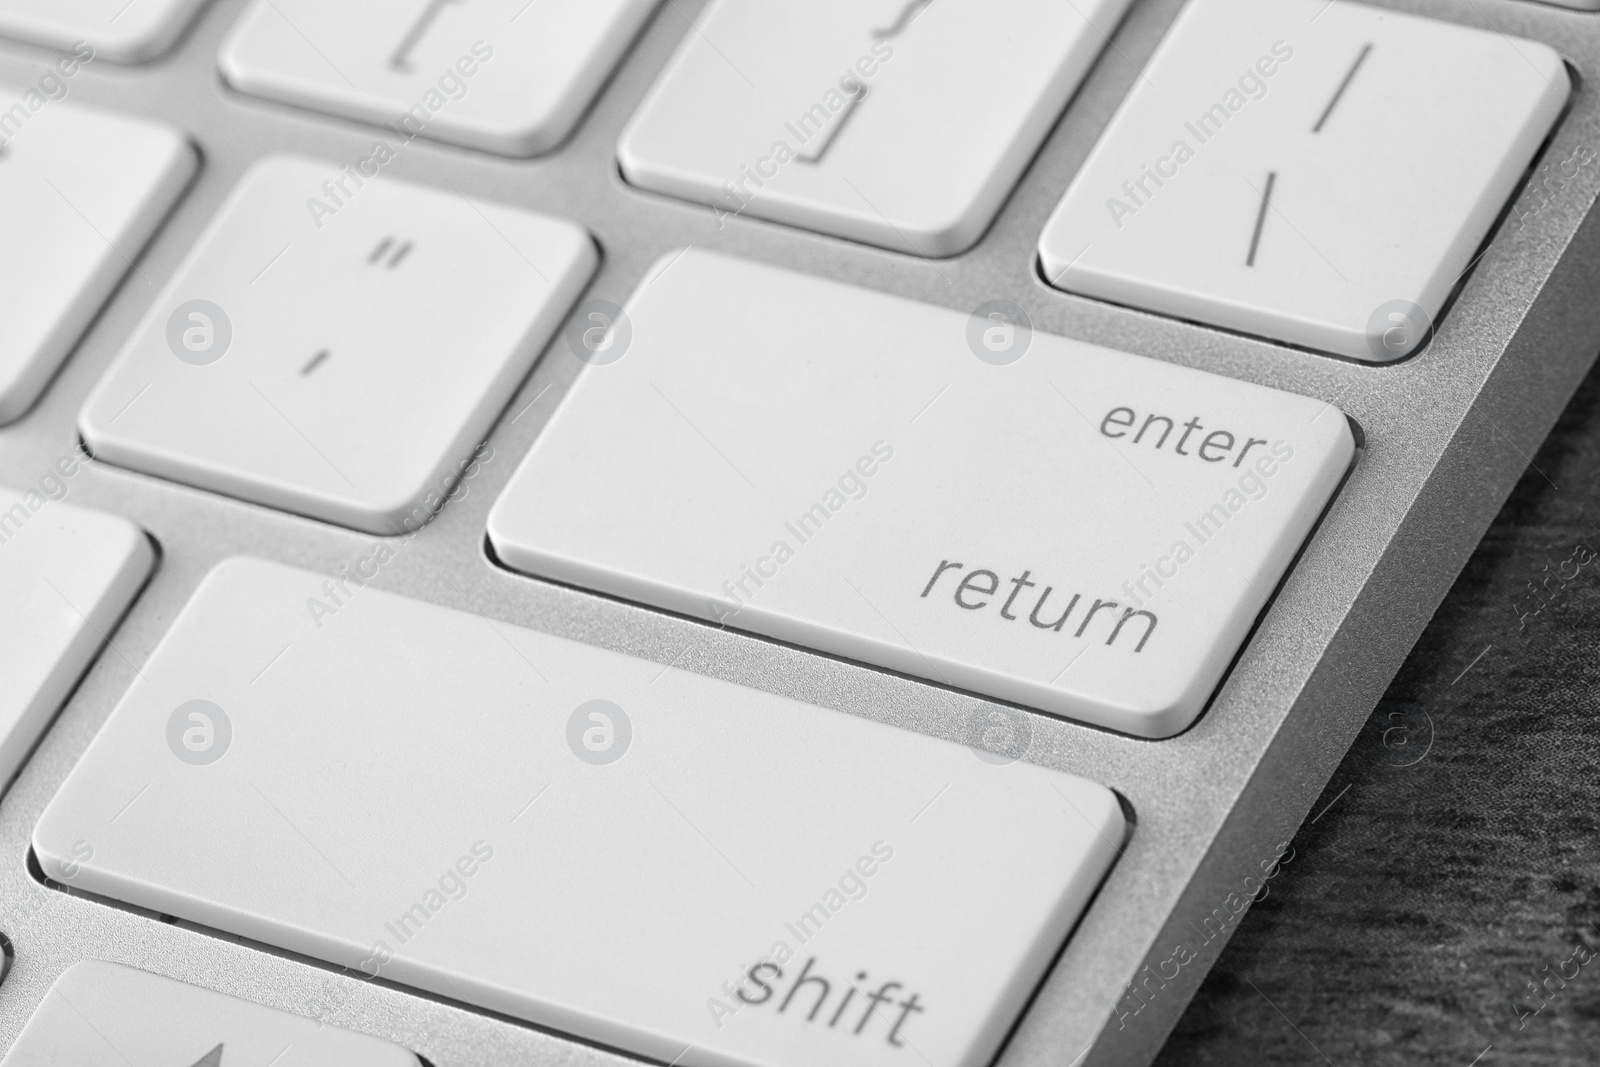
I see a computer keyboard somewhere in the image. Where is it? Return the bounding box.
[0,1,1597,1066]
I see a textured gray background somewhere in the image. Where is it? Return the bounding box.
[1156,355,1600,1066]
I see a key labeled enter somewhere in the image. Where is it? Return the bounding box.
[1038,0,1568,361]
[79,155,595,534]
[488,250,1355,738]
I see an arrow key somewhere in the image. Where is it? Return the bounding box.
[0,961,418,1067]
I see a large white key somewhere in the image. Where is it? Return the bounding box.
[488,249,1355,738]
[0,961,418,1066]
[0,481,151,791]
[0,0,210,64]
[79,155,596,534]
[0,99,194,424]
[34,556,1124,1067]
[618,0,1131,256]
[1037,0,1568,362]
[220,0,660,157]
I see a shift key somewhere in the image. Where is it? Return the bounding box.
[488,249,1356,738]
[34,557,1125,1067]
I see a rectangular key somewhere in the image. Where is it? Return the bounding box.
[618,0,1131,255]
[488,250,1355,738]
[34,556,1124,1067]
[220,0,660,156]
[0,100,194,424]
[0,481,151,791]
[1,961,417,1066]
[1037,0,1568,361]
[0,0,210,63]
[79,155,595,534]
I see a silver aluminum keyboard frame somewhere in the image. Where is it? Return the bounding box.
[1,0,1597,1063]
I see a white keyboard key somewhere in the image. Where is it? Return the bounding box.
[488,250,1355,738]
[0,0,210,64]
[618,0,1131,255]
[0,483,150,791]
[79,155,596,534]
[0,961,418,1066]
[1037,0,1568,362]
[35,556,1124,1067]
[0,101,194,424]
[220,0,660,157]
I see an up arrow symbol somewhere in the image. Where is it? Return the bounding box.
[186,1044,224,1067]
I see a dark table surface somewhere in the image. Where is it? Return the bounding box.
[1153,357,1600,1066]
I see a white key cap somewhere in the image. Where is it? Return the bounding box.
[79,155,596,534]
[1037,0,1568,362]
[220,0,660,157]
[0,481,150,791]
[0,0,210,64]
[488,249,1355,738]
[0,100,194,424]
[35,556,1123,1067]
[0,961,418,1066]
[618,0,1131,256]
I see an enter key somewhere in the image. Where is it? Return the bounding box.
[487,249,1356,738]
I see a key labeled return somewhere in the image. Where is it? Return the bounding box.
[487,249,1355,737]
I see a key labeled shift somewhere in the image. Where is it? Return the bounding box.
[34,557,1124,1067]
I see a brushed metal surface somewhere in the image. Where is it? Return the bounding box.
[0,1,1596,1065]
